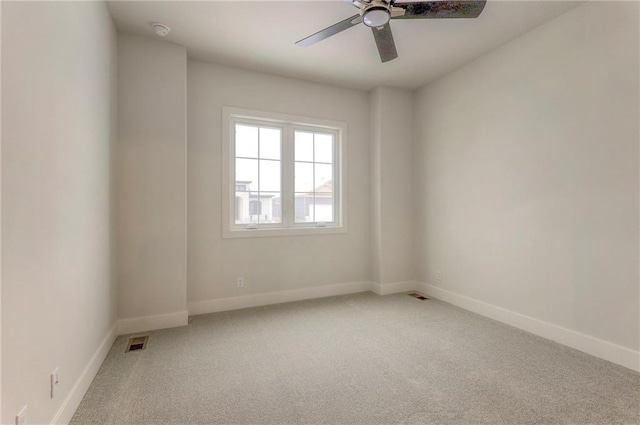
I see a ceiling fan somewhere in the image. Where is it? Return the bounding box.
[296,1,487,63]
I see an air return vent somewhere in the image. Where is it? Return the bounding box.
[126,336,149,352]
[408,293,429,301]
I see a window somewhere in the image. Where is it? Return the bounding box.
[234,123,281,225]
[222,107,347,238]
[294,130,334,224]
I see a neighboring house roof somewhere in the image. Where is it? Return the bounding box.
[315,179,332,193]
[249,194,277,199]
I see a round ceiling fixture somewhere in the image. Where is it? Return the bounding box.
[362,8,390,28]
[151,23,171,37]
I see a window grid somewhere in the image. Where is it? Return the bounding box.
[294,131,334,225]
[256,125,261,224]
[234,124,282,226]
[293,160,332,165]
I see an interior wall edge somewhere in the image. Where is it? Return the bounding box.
[49,322,118,425]
[418,282,640,373]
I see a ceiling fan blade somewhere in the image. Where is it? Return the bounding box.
[392,1,486,19]
[296,14,362,47]
[371,23,398,63]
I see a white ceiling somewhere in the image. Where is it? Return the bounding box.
[107,1,582,90]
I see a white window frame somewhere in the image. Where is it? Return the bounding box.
[222,106,348,238]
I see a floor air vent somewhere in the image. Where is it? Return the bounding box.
[126,336,149,352]
[408,293,429,301]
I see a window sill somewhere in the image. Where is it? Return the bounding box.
[222,225,347,239]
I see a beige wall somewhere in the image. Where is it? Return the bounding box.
[414,1,639,351]
[187,61,371,303]
[3,4,639,422]
[116,35,188,323]
[370,87,415,286]
[1,2,117,423]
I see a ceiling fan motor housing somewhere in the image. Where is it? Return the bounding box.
[363,7,391,28]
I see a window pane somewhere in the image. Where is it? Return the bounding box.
[294,162,314,192]
[235,192,258,225]
[257,192,281,224]
[236,158,258,191]
[314,133,333,163]
[235,125,258,158]
[295,131,314,162]
[259,160,280,192]
[314,163,332,192]
[295,195,314,223]
[314,195,334,223]
[248,199,262,217]
[260,127,281,160]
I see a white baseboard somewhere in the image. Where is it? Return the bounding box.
[188,281,372,315]
[117,310,188,335]
[50,322,118,425]
[417,282,640,372]
[371,280,417,296]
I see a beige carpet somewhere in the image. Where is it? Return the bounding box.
[70,292,639,424]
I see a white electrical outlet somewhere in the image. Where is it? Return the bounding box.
[436,270,442,281]
[51,368,59,399]
[16,405,27,425]
[237,277,244,288]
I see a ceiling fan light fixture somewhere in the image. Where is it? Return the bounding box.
[363,8,390,28]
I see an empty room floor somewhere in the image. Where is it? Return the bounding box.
[70,293,639,424]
